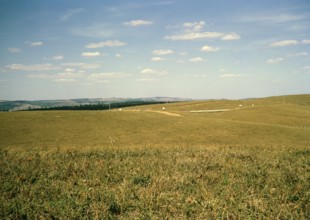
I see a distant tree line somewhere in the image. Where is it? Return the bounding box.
[26,100,168,111]
[0,102,27,111]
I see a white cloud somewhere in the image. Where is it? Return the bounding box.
[237,9,309,32]
[71,24,114,38]
[28,71,84,83]
[0,67,8,73]
[54,71,82,77]
[141,68,157,74]
[53,55,64,60]
[165,20,240,41]
[239,13,307,24]
[270,40,298,47]
[31,42,43,46]
[89,72,126,78]
[218,69,247,78]
[141,68,167,75]
[304,66,310,69]
[165,32,224,41]
[200,45,220,52]
[8,48,21,53]
[151,57,166,62]
[6,63,59,71]
[267,57,284,64]
[61,62,101,69]
[136,78,158,82]
[53,78,76,82]
[88,72,129,83]
[287,52,307,57]
[64,68,75,72]
[180,52,187,56]
[302,39,310,44]
[28,73,78,79]
[182,73,208,78]
[60,8,83,21]
[115,54,123,58]
[152,49,174,55]
[183,21,205,32]
[27,73,54,79]
[81,52,101,57]
[85,40,126,49]
[297,52,308,57]
[219,73,243,78]
[123,20,153,26]
[189,57,205,63]
[27,70,128,84]
[222,33,240,41]
[271,79,282,83]
[26,41,43,47]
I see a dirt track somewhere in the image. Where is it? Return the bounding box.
[145,110,182,117]
[122,109,182,117]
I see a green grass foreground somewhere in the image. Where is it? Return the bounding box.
[0,94,309,219]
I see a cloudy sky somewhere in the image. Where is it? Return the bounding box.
[0,0,309,100]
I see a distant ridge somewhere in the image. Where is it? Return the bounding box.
[0,97,190,111]
[1,94,308,112]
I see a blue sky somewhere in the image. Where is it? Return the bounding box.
[0,0,309,100]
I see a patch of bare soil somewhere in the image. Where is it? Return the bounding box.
[145,110,182,117]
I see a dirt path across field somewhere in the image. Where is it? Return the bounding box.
[121,109,182,117]
[145,110,182,117]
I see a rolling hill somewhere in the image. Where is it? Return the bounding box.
[0,97,188,111]
[0,94,309,219]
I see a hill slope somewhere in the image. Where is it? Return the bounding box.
[0,97,188,111]
[0,94,309,219]
[0,94,309,148]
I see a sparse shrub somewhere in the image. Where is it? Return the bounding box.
[133,175,151,187]
[108,201,121,215]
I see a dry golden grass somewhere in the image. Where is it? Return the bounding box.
[0,94,309,219]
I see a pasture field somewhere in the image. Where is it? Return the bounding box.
[0,94,309,219]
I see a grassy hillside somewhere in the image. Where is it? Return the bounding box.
[0,94,309,219]
[1,94,308,148]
